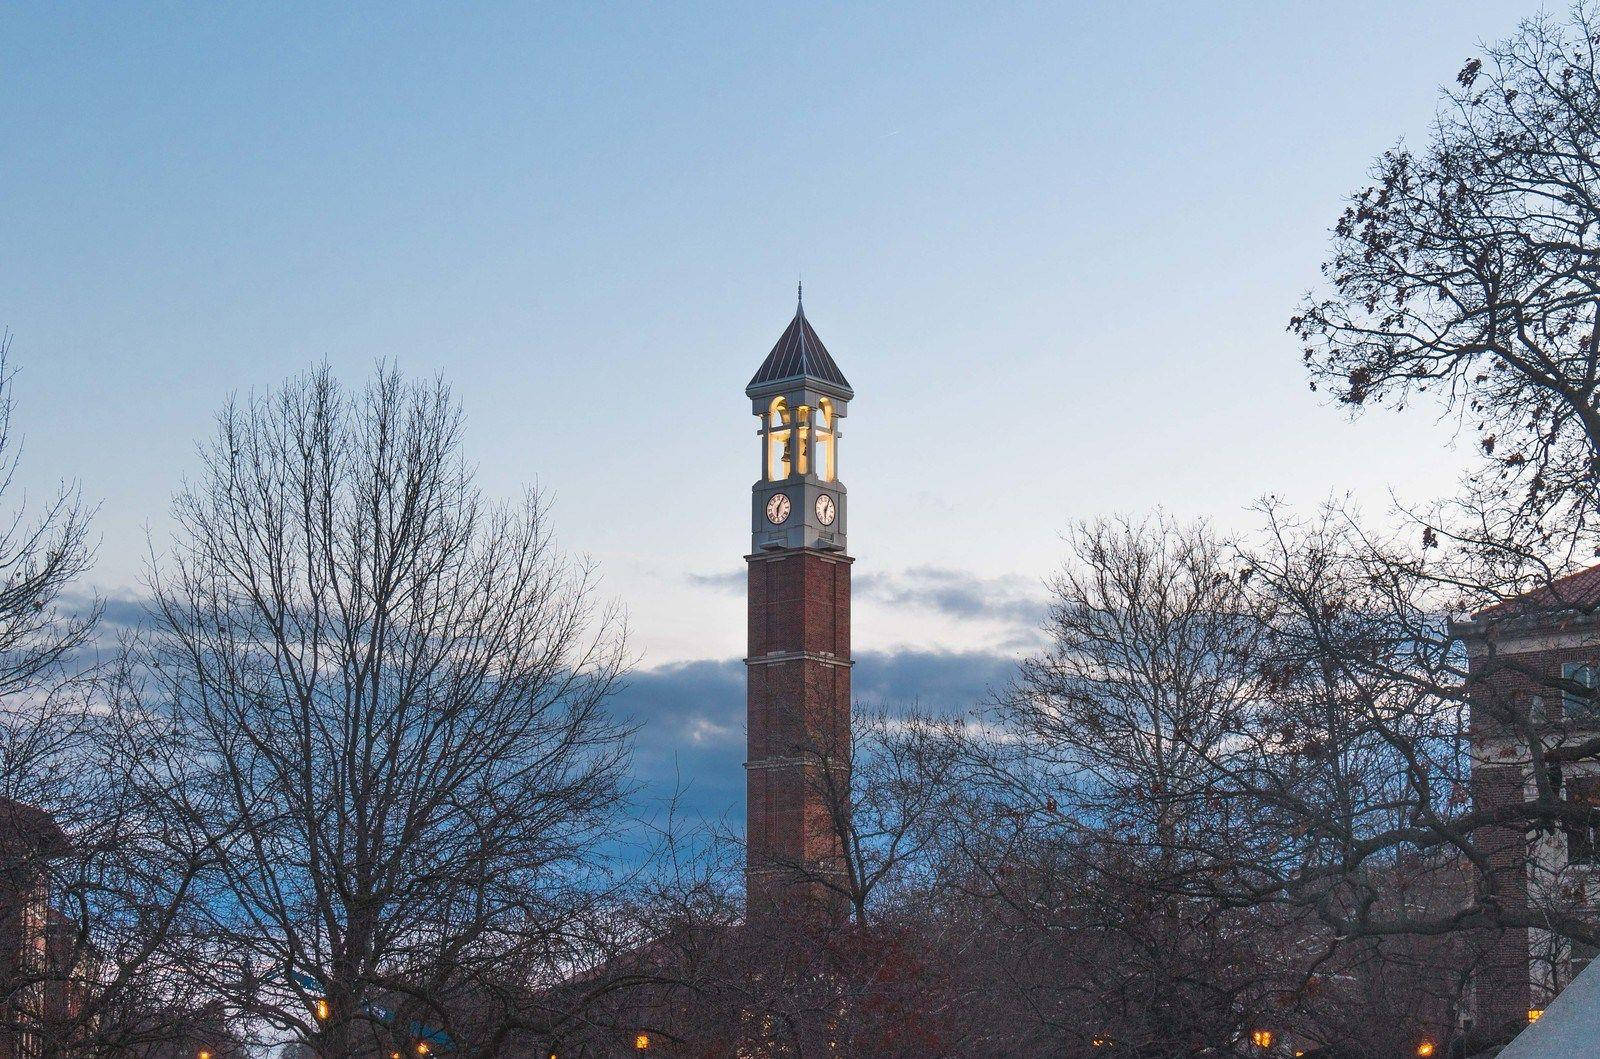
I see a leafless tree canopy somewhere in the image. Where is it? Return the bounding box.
[1293,2,1600,571]
[140,365,631,1056]
[959,514,1480,1055]
[0,334,223,1058]
[1280,1,1600,968]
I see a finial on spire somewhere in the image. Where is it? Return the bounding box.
[797,278,803,312]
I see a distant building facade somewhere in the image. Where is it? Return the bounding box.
[0,798,70,1059]
[1460,566,1600,1040]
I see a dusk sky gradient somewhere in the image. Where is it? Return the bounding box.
[0,2,1543,823]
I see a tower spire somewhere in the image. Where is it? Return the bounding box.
[747,291,852,397]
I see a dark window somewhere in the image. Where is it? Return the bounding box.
[1564,663,1598,720]
[1568,776,1600,866]
[1572,937,1599,983]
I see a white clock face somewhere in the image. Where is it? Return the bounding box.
[815,494,836,526]
[765,493,791,525]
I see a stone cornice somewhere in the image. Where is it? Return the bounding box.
[745,650,853,668]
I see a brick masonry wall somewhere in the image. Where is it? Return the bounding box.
[746,550,852,916]
[1471,763,1533,1035]
[0,864,43,1059]
[1468,632,1600,1034]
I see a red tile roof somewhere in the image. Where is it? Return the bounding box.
[0,797,68,857]
[1473,562,1600,621]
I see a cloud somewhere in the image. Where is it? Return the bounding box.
[60,587,1021,848]
[615,646,1020,832]
[684,570,744,592]
[96,593,155,632]
[689,564,1047,629]
[856,565,1047,627]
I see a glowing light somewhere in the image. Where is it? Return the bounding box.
[1251,1029,1275,1048]
[314,998,329,1021]
[1529,1008,1545,1023]
[416,1045,430,1056]
[1416,1042,1436,1057]
[635,1034,651,1050]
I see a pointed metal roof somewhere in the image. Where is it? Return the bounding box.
[746,290,853,397]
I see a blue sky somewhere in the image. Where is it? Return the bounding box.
[1,2,1539,824]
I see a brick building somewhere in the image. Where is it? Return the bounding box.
[0,798,70,1059]
[743,288,854,919]
[1459,565,1600,1041]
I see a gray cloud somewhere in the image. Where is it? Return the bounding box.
[61,586,1021,846]
[97,594,155,632]
[617,647,1020,831]
[688,564,1047,629]
[684,570,744,592]
[856,565,1047,627]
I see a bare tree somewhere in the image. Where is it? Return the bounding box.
[564,712,972,1058]
[951,514,1477,1056]
[0,330,99,811]
[953,516,1289,1055]
[1280,2,1600,1038]
[0,334,221,1059]
[139,365,632,1057]
[786,708,963,927]
[1290,1,1600,581]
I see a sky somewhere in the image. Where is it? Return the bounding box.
[0,1,1544,825]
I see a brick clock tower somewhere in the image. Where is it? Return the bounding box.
[744,290,853,919]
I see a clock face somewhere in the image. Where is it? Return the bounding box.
[765,493,792,525]
[815,494,836,526]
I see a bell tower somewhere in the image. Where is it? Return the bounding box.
[744,289,854,919]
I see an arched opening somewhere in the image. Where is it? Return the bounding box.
[815,397,835,482]
[766,397,792,481]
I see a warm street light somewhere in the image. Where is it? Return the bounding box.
[634,1034,651,1050]
[1251,1029,1274,1048]
[1416,1042,1436,1057]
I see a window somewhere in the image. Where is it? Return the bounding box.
[766,398,791,481]
[1567,775,1600,866]
[21,894,47,969]
[815,398,835,482]
[1565,662,1598,719]
[1571,937,1599,985]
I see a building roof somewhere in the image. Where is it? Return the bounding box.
[1472,562,1600,622]
[746,293,852,397]
[1500,952,1600,1056]
[0,797,68,857]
